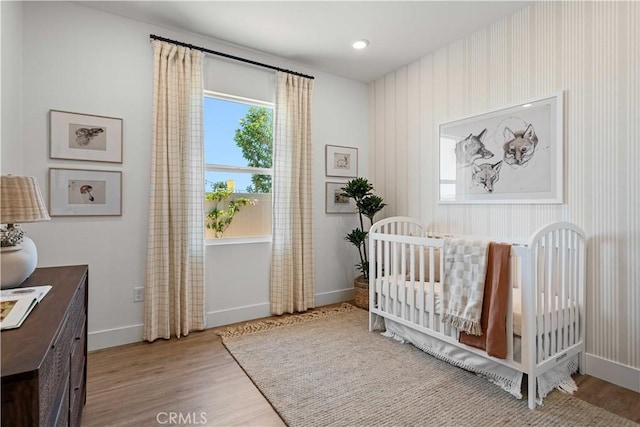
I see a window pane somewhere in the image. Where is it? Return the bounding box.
[205,171,271,195]
[205,172,271,239]
[204,97,273,169]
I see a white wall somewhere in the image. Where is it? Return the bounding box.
[17,1,367,350]
[370,2,639,391]
[1,0,24,174]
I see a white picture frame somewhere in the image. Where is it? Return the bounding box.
[50,110,123,163]
[325,145,357,178]
[438,92,563,204]
[49,168,122,216]
[325,182,356,214]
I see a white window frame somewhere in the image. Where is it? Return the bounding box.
[203,90,274,244]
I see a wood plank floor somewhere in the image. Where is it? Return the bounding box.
[82,328,284,427]
[82,326,639,426]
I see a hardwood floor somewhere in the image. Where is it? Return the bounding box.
[82,329,284,427]
[82,326,639,426]
[573,374,640,424]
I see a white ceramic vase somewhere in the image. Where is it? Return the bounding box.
[1,237,38,289]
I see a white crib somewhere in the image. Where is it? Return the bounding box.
[368,216,586,409]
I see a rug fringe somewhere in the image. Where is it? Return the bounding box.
[216,303,358,339]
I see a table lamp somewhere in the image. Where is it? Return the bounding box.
[1,175,50,289]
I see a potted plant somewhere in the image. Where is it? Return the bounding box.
[340,177,386,309]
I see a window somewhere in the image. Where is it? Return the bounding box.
[439,136,457,201]
[204,91,273,240]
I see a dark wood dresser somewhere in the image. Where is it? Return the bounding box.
[1,265,88,427]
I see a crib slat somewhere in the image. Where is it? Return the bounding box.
[376,238,381,309]
[536,240,545,363]
[384,239,390,315]
[506,251,514,362]
[550,230,557,357]
[401,242,407,320]
[560,230,565,351]
[568,231,574,346]
[419,245,426,328]
[392,241,399,316]
[408,243,415,324]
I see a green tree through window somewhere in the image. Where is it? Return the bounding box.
[234,107,273,193]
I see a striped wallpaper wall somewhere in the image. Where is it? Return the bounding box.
[369,2,639,371]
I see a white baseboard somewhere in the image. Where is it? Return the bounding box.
[315,287,355,307]
[88,324,143,352]
[206,302,272,328]
[89,287,355,350]
[586,353,640,393]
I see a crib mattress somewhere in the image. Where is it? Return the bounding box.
[375,276,576,337]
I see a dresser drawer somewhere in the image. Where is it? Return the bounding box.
[69,374,85,427]
[53,377,70,427]
[70,280,87,335]
[39,314,73,426]
[70,320,86,392]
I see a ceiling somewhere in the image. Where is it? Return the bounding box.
[78,1,533,83]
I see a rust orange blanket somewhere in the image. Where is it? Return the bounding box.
[459,242,511,359]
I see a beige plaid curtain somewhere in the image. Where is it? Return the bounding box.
[270,72,315,315]
[144,40,205,341]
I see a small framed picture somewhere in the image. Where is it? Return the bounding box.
[326,145,357,178]
[325,182,356,214]
[50,110,123,163]
[49,168,122,216]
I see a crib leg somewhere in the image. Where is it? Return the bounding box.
[579,352,586,375]
[369,312,380,332]
[369,312,385,331]
[528,375,537,409]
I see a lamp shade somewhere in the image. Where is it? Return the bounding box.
[1,175,50,224]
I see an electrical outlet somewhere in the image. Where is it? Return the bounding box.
[133,287,144,302]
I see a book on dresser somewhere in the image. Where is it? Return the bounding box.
[0,285,52,330]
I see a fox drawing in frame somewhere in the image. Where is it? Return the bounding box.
[472,161,503,193]
[454,129,494,166]
[503,123,538,166]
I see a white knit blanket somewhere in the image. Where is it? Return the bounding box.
[442,238,489,335]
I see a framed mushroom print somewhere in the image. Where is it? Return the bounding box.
[50,110,123,163]
[49,168,122,216]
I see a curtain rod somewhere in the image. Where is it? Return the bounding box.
[150,34,315,80]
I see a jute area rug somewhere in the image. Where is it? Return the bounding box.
[217,304,636,427]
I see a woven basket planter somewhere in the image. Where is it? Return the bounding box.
[353,275,369,310]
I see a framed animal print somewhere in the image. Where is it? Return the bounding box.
[325,182,357,214]
[50,110,123,163]
[438,92,563,204]
[326,145,357,178]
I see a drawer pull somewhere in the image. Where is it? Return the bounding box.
[74,387,80,391]
[75,336,81,341]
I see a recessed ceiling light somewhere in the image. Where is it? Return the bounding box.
[352,39,369,50]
